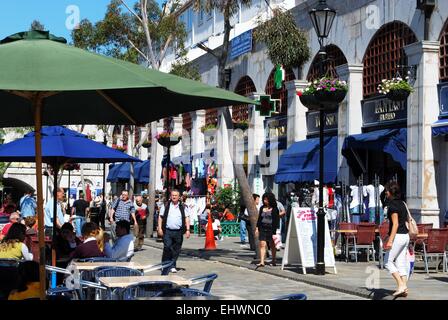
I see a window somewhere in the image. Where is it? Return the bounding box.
[232,76,257,122]
[363,21,417,98]
[439,19,448,82]
[180,8,193,33]
[265,67,296,116]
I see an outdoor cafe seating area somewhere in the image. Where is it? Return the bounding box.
[0,256,309,300]
[332,221,448,274]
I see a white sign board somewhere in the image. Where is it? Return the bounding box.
[282,206,336,274]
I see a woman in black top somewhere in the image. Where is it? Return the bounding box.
[255,193,280,267]
[384,182,410,297]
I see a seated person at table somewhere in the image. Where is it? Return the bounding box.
[0,223,33,260]
[56,223,81,261]
[103,220,134,261]
[69,222,105,260]
[8,261,40,300]
[0,212,21,241]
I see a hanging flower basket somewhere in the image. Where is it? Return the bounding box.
[156,131,181,147]
[298,93,321,111]
[314,89,347,107]
[201,124,218,133]
[378,77,413,102]
[141,140,152,148]
[112,144,127,152]
[386,89,410,102]
[63,163,80,171]
[232,121,249,130]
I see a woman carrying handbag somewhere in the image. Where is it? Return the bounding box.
[383,181,414,297]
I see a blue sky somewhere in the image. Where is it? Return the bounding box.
[0,0,164,43]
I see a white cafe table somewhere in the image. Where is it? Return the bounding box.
[98,275,192,300]
[71,261,147,271]
[98,275,192,289]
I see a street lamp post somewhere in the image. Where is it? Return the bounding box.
[309,0,336,276]
[102,134,107,230]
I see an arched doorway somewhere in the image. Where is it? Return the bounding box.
[0,178,34,206]
[363,21,417,99]
[232,76,257,122]
[354,21,417,186]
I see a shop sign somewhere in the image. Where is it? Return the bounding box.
[264,115,287,140]
[362,96,407,128]
[306,111,338,136]
[438,82,448,118]
[230,29,252,60]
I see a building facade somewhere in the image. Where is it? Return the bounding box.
[160,0,448,227]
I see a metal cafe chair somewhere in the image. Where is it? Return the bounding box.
[0,259,20,300]
[415,228,448,274]
[271,293,307,300]
[413,223,433,249]
[188,273,218,293]
[95,266,144,299]
[154,287,213,298]
[353,223,376,262]
[339,222,357,262]
[122,281,175,300]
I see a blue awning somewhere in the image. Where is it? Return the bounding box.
[107,161,150,183]
[432,119,448,136]
[341,128,407,173]
[274,136,338,184]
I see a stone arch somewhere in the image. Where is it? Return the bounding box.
[232,75,257,122]
[306,44,348,81]
[264,67,296,116]
[362,21,417,99]
[1,178,34,204]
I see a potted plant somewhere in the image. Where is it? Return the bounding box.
[297,82,320,111]
[232,120,249,130]
[112,144,127,152]
[314,77,348,108]
[63,163,80,171]
[200,123,218,133]
[156,131,181,147]
[141,139,152,148]
[378,77,413,101]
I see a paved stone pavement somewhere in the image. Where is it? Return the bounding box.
[133,244,366,300]
[142,234,448,300]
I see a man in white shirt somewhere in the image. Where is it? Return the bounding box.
[104,220,134,262]
[157,189,190,274]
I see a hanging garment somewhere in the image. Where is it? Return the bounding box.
[185,173,191,189]
[328,187,335,209]
[365,184,385,223]
[349,185,367,209]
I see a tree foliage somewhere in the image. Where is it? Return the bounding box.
[30,20,45,31]
[254,8,310,69]
[169,57,201,81]
[72,0,186,67]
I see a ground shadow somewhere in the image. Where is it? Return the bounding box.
[427,276,448,283]
[363,288,396,300]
